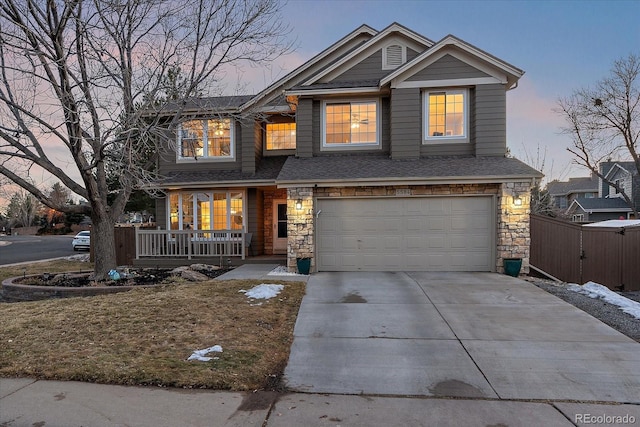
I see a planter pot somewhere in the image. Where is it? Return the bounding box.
[503,258,522,277]
[296,258,311,275]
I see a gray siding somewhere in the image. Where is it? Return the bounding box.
[157,123,242,174]
[332,50,387,83]
[407,54,489,81]
[241,119,256,174]
[296,98,313,158]
[390,88,421,159]
[474,84,506,156]
[155,197,167,230]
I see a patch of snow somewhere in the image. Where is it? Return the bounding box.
[567,281,640,320]
[65,254,90,262]
[188,345,222,362]
[240,284,284,300]
[268,265,307,276]
[583,219,640,228]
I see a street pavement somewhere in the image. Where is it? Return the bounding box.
[2,266,639,426]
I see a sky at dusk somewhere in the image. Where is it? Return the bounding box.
[243,0,640,182]
[1,0,638,211]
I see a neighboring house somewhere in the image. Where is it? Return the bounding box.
[150,23,542,273]
[598,161,640,216]
[566,197,632,223]
[546,176,598,210]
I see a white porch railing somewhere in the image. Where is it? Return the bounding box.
[135,229,246,260]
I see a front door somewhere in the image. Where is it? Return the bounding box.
[273,200,288,254]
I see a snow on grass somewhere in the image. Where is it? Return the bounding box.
[187,345,222,362]
[268,265,307,276]
[239,284,285,300]
[567,281,640,320]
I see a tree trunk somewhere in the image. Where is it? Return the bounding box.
[91,215,117,281]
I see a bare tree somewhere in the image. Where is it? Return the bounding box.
[0,0,291,279]
[5,189,41,228]
[557,53,640,218]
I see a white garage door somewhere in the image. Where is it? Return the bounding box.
[316,197,494,272]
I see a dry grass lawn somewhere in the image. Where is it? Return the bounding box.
[0,263,305,391]
[0,259,94,283]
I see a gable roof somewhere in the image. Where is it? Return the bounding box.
[567,197,632,213]
[380,34,523,90]
[240,24,378,112]
[603,161,638,180]
[301,22,434,86]
[546,176,598,196]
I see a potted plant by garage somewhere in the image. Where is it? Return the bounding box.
[503,257,522,277]
[296,252,312,275]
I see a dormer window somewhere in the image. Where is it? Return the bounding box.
[382,44,406,70]
[178,118,234,160]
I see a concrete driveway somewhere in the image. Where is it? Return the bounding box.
[284,272,640,402]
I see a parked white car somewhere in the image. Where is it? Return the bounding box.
[72,231,91,251]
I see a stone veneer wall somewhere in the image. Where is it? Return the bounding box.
[287,187,314,271]
[262,188,287,255]
[286,182,533,274]
[497,181,533,274]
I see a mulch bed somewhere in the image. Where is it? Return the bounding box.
[14,267,231,288]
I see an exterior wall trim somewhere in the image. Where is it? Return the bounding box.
[393,76,503,89]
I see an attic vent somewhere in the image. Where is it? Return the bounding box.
[383,44,405,70]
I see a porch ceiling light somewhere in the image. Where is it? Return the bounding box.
[295,199,303,210]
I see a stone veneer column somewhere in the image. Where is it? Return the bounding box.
[497,181,533,274]
[287,187,314,272]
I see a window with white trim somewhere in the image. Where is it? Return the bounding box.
[572,214,584,223]
[168,191,244,230]
[322,100,379,148]
[177,118,234,160]
[424,89,468,142]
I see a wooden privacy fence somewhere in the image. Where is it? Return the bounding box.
[90,226,136,266]
[530,214,640,291]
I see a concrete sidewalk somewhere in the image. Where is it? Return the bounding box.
[215,263,309,282]
[2,378,639,426]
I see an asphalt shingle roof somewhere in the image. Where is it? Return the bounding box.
[573,197,632,210]
[546,176,598,196]
[157,156,287,186]
[276,155,542,183]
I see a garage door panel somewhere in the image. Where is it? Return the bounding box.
[317,197,494,272]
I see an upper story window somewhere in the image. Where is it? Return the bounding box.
[178,118,234,160]
[322,100,379,149]
[266,122,296,150]
[424,89,468,143]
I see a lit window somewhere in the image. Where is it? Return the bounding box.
[323,100,378,147]
[168,191,243,230]
[266,122,296,150]
[178,118,233,159]
[424,90,467,141]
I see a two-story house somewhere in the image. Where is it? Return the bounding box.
[566,161,638,222]
[546,176,598,210]
[149,23,542,274]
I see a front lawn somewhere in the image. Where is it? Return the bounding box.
[0,274,305,390]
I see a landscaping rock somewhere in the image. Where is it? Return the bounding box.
[189,264,221,273]
[178,269,210,282]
